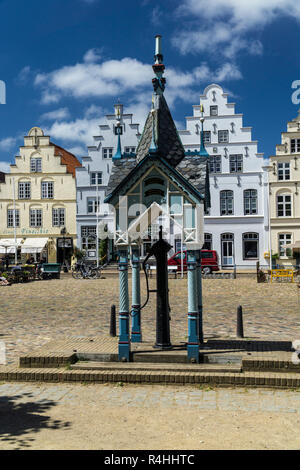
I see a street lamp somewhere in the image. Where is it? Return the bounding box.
[262,165,273,271]
[60,226,68,272]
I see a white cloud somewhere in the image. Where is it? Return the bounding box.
[0,161,11,173]
[83,48,103,63]
[41,107,70,121]
[34,50,242,108]
[174,0,300,58]
[0,137,17,151]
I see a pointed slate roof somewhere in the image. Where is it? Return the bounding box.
[105,35,210,207]
[135,94,186,166]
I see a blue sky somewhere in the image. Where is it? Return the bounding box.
[1,0,300,170]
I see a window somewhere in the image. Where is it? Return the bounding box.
[81,226,97,237]
[124,147,136,154]
[279,233,292,257]
[220,190,234,215]
[203,233,212,250]
[277,162,290,181]
[210,106,218,116]
[243,233,259,259]
[41,181,54,199]
[291,139,300,153]
[103,148,113,159]
[209,155,221,173]
[218,130,229,143]
[30,209,42,227]
[87,198,100,214]
[90,172,103,185]
[18,182,31,199]
[52,208,65,227]
[244,189,257,215]
[229,154,243,173]
[7,209,20,228]
[277,194,292,217]
[81,226,97,252]
[203,131,211,144]
[30,158,42,173]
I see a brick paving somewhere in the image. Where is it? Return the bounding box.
[1,382,300,449]
[1,275,300,365]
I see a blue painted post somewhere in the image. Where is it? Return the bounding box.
[187,250,200,362]
[131,247,142,342]
[118,248,131,361]
[196,249,204,344]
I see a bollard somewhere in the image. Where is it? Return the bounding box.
[110,304,116,337]
[237,305,244,338]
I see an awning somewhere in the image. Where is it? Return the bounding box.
[21,238,48,254]
[0,239,23,254]
[283,241,300,251]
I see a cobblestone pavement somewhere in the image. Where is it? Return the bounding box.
[1,275,300,365]
[1,382,300,449]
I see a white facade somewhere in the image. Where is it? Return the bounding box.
[76,104,141,260]
[178,84,269,269]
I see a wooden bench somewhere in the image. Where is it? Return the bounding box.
[271,269,294,283]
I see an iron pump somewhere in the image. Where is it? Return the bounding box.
[142,226,172,349]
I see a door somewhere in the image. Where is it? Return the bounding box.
[221,234,234,267]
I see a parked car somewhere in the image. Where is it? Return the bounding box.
[167,250,219,274]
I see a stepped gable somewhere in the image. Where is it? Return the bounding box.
[51,143,82,177]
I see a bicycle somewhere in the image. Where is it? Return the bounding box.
[71,262,98,280]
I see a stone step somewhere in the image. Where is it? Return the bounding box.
[2,366,300,388]
[70,361,242,373]
[242,357,300,373]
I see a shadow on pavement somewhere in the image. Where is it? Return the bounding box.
[0,393,71,449]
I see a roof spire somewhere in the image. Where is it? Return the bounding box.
[112,104,123,160]
[152,35,166,95]
[199,104,209,157]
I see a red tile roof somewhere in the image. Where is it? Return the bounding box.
[51,143,82,177]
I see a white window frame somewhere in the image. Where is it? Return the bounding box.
[291,139,300,153]
[209,155,221,173]
[30,157,42,173]
[220,190,234,216]
[277,162,290,181]
[41,181,54,199]
[277,193,292,217]
[7,209,20,228]
[218,130,229,143]
[244,189,257,215]
[91,172,103,185]
[87,198,100,214]
[30,209,42,227]
[103,148,113,159]
[210,106,218,116]
[278,233,292,257]
[229,154,243,173]
[18,182,31,199]
[52,208,65,227]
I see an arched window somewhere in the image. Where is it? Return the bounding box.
[277,193,292,217]
[244,189,257,215]
[220,190,234,215]
[243,233,259,260]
